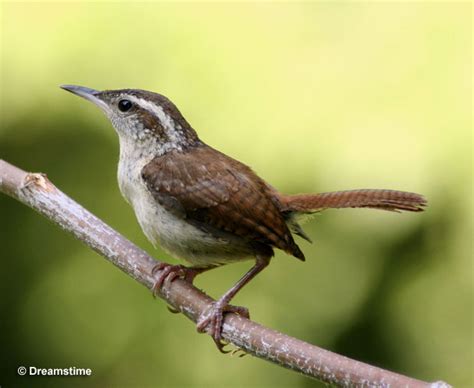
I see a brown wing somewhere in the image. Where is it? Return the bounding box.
[141,145,304,260]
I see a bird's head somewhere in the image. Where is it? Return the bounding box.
[61,85,200,155]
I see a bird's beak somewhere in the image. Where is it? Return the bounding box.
[60,85,110,113]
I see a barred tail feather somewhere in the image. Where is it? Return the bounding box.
[282,189,427,213]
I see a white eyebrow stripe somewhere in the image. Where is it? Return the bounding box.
[126,95,176,133]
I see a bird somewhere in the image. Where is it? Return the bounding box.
[61,85,427,351]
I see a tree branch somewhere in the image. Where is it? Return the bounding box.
[0,159,450,387]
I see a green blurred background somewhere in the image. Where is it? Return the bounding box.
[0,2,472,387]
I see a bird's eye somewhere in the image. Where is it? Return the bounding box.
[118,99,133,112]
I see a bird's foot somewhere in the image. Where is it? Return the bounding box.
[151,263,199,297]
[196,301,250,353]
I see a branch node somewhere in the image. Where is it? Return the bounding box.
[21,172,54,193]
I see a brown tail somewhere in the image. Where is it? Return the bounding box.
[281,189,427,213]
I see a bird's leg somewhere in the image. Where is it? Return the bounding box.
[151,263,215,296]
[196,255,270,352]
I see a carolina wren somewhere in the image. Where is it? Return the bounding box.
[61,85,426,351]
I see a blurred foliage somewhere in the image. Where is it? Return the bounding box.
[0,2,472,387]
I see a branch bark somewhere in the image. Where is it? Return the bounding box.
[0,159,450,387]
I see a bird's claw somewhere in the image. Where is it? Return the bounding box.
[167,305,180,314]
[231,348,248,358]
[196,302,250,353]
[151,263,187,296]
